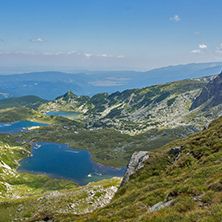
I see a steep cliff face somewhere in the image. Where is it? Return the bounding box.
[191,71,222,110]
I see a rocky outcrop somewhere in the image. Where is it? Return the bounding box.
[120,151,149,187]
[191,71,222,110]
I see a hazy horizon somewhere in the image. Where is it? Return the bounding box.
[0,61,222,75]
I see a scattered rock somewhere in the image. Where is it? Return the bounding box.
[70,203,76,209]
[147,200,173,213]
[17,206,23,212]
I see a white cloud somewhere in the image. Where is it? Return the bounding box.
[191,49,202,54]
[170,15,180,22]
[67,51,77,55]
[0,50,125,59]
[42,52,64,56]
[29,38,47,42]
[100,54,108,57]
[191,44,208,54]
[84,53,93,57]
[194,32,200,35]
[98,54,123,58]
[199,44,207,49]
[117,55,124,58]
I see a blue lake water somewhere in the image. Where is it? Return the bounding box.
[0,121,49,134]
[17,142,126,185]
[45,111,80,119]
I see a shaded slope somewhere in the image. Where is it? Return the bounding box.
[191,71,222,110]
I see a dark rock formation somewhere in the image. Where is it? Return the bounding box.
[191,71,222,110]
[168,147,181,155]
[120,151,149,187]
[168,146,183,163]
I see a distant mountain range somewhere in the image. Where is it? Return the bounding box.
[0,62,221,100]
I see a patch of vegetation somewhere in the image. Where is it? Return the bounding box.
[155,91,170,103]
[167,96,178,106]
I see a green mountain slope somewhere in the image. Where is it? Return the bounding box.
[32,114,222,221]
[0,95,48,110]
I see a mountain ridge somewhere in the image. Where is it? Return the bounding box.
[39,75,217,135]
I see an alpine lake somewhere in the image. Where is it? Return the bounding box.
[45,110,80,119]
[0,111,126,186]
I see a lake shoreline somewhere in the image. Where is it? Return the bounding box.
[17,142,126,186]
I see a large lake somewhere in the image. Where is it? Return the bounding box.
[45,111,80,119]
[0,121,49,134]
[17,142,126,185]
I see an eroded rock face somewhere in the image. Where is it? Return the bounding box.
[120,151,149,187]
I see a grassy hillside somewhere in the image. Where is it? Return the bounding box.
[0,95,47,110]
[31,115,222,221]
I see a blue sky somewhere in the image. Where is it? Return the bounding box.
[0,0,222,71]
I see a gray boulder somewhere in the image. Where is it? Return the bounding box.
[120,151,149,187]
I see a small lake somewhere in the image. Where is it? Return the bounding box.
[0,121,49,134]
[45,111,80,119]
[17,142,126,185]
